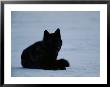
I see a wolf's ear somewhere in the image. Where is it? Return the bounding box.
[43,30,49,40]
[44,30,49,35]
[55,28,61,37]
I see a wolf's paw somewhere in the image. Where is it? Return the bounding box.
[56,59,70,67]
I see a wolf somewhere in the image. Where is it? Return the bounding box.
[21,28,69,70]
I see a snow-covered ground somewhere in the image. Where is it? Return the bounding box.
[11,11,100,77]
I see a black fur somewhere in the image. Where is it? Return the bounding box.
[21,28,70,70]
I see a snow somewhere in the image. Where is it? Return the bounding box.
[11,11,100,77]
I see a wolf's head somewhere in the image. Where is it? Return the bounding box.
[43,28,62,52]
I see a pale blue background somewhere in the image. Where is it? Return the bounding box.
[11,11,100,77]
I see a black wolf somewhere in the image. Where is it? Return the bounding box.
[21,28,69,70]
